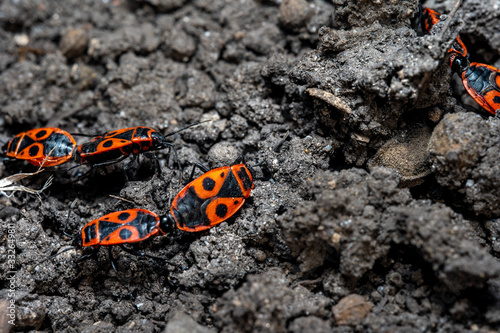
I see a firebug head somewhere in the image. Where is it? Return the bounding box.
[450,54,469,74]
[72,236,83,248]
[158,214,175,234]
[150,131,170,150]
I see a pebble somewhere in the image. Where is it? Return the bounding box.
[332,294,373,326]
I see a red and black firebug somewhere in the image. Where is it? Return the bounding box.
[1,127,76,167]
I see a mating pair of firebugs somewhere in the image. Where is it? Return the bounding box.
[75,156,257,244]
[420,6,500,115]
[1,124,202,171]
[45,156,259,272]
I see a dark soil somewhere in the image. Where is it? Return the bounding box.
[1,0,500,332]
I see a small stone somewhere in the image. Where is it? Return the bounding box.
[253,249,267,262]
[280,0,313,30]
[327,178,337,189]
[14,34,29,46]
[428,107,443,123]
[59,28,88,58]
[332,294,373,326]
[164,312,216,333]
[331,232,341,244]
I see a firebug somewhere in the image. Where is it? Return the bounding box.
[450,54,500,115]
[1,127,76,167]
[167,156,261,232]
